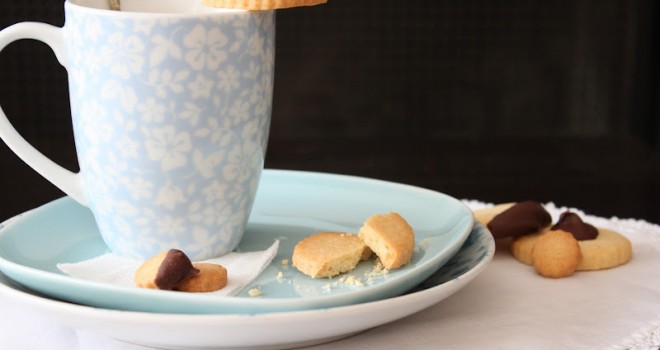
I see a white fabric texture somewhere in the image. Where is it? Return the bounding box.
[1,201,660,349]
[57,240,279,296]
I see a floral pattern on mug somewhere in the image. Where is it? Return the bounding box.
[63,8,275,260]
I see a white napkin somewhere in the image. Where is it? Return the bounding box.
[57,241,279,296]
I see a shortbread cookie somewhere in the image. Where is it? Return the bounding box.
[292,232,372,278]
[486,201,552,239]
[202,0,327,10]
[473,202,515,227]
[512,212,633,271]
[109,0,120,11]
[134,249,199,290]
[532,230,582,278]
[358,212,414,269]
[175,263,228,293]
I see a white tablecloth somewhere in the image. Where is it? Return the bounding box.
[1,201,660,350]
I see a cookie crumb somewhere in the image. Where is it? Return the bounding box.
[248,287,262,297]
[276,271,285,281]
[281,258,289,266]
[338,274,364,287]
[364,260,389,285]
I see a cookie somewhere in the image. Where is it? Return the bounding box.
[109,0,120,11]
[202,0,327,10]
[134,249,199,290]
[358,212,414,270]
[512,212,633,271]
[292,232,372,278]
[532,230,582,278]
[175,263,228,293]
[486,201,552,239]
[473,202,515,227]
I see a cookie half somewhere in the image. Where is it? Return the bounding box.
[292,232,372,278]
[202,0,327,10]
[358,212,414,270]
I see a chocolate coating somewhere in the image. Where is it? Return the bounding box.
[155,249,200,290]
[551,211,599,240]
[487,201,552,238]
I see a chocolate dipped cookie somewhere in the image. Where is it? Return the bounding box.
[473,201,552,239]
[512,211,633,271]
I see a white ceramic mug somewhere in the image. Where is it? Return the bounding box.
[0,0,275,260]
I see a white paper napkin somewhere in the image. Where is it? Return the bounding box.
[57,240,279,296]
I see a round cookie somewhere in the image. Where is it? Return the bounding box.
[134,249,199,290]
[175,263,228,293]
[532,230,582,278]
[202,0,327,10]
[512,227,632,271]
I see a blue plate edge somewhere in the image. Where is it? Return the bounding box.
[0,169,478,314]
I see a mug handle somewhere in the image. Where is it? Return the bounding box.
[0,22,86,205]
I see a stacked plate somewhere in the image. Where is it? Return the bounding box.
[0,170,494,349]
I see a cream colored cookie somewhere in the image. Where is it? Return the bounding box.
[512,228,632,271]
[134,249,199,290]
[358,212,414,270]
[175,263,228,293]
[472,203,515,227]
[202,0,327,10]
[109,0,120,11]
[532,230,582,278]
[292,232,372,278]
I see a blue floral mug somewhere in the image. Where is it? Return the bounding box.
[0,0,275,260]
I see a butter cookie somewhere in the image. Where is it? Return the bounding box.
[532,230,582,278]
[202,0,327,10]
[512,211,632,271]
[473,201,552,239]
[292,232,372,278]
[134,249,199,290]
[358,212,414,270]
[175,263,228,293]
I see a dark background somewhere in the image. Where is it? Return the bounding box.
[0,0,659,223]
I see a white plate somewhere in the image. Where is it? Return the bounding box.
[0,170,474,314]
[0,222,494,349]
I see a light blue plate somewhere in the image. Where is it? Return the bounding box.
[0,170,473,314]
[0,224,494,349]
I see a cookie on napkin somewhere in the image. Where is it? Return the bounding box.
[512,212,633,271]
